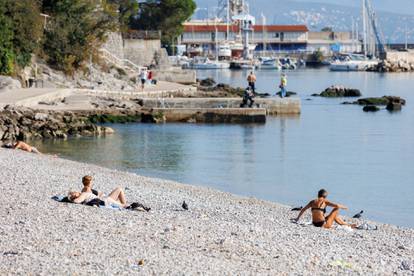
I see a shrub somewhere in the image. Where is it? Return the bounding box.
[42,0,118,75]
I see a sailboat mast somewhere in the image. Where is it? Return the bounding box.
[262,14,266,53]
[405,23,408,50]
[362,0,367,56]
[226,0,230,40]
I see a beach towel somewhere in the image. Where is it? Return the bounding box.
[51,195,150,212]
[51,195,71,203]
[356,222,378,230]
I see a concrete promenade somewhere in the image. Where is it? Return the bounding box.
[0,88,72,108]
[0,82,301,120]
[0,81,197,108]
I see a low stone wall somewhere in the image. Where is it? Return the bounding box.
[76,86,198,99]
[154,69,197,84]
[140,98,301,115]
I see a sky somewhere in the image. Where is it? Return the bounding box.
[296,0,414,15]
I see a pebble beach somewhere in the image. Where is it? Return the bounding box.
[0,149,413,275]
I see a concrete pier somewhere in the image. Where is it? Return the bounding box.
[140,97,301,115]
[143,108,267,124]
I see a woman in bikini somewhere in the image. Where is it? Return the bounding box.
[293,189,356,229]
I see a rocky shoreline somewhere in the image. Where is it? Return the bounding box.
[368,59,414,73]
[0,150,413,274]
[0,106,116,141]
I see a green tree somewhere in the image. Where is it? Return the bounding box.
[6,0,43,68]
[321,27,333,32]
[42,0,118,74]
[311,49,325,63]
[0,0,42,74]
[0,2,14,74]
[108,0,139,33]
[131,0,196,46]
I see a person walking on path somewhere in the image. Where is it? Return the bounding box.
[139,69,147,91]
[147,70,153,84]
[247,71,257,94]
[279,73,287,98]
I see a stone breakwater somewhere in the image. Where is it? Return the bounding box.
[0,150,413,274]
[368,59,414,73]
[0,106,116,141]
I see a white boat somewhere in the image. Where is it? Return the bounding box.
[187,45,203,57]
[279,57,297,70]
[190,57,230,70]
[229,41,257,58]
[256,57,281,70]
[329,54,378,72]
[218,44,232,59]
[240,63,255,70]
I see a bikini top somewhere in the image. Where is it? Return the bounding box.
[311,201,327,214]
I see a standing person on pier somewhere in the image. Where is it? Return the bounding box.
[279,73,287,98]
[139,68,147,91]
[247,71,257,94]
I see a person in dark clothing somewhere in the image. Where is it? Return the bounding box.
[241,87,255,108]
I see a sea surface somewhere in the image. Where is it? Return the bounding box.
[33,68,414,228]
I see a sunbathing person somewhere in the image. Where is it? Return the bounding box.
[293,189,356,229]
[11,141,41,154]
[68,186,127,208]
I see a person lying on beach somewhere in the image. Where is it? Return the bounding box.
[2,140,41,154]
[68,186,127,208]
[292,189,356,229]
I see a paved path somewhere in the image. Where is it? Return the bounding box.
[0,81,197,108]
[78,81,197,98]
[0,88,72,108]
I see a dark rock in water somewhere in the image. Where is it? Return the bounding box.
[357,96,406,106]
[386,102,402,111]
[199,78,216,87]
[316,86,361,97]
[341,101,354,105]
[384,96,406,105]
[215,83,245,97]
[363,105,380,112]
[311,93,320,97]
[357,97,389,106]
[275,91,297,97]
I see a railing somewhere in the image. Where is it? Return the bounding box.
[98,48,146,73]
[123,30,162,40]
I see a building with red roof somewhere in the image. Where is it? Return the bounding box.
[180,21,309,56]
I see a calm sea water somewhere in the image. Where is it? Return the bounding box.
[33,68,414,228]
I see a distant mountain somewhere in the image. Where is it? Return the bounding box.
[297,0,414,15]
[193,0,414,43]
